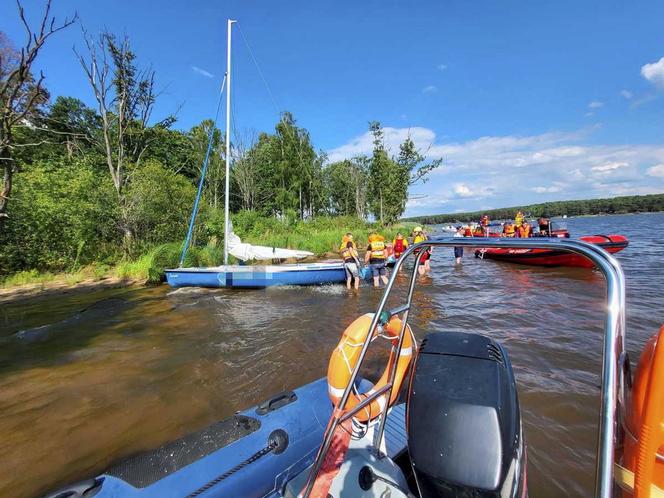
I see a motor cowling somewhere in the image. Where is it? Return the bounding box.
[406,332,526,497]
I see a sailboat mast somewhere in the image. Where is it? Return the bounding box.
[224,19,235,265]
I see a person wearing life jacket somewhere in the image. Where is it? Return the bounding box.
[473,225,484,237]
[515,210,525,228]
[364,231,389,287]
[392,232,409,260]
[339,232,360,290]
[538,216,551,236]
[503,222,516,237]
[480,214,490,227]
[517,221,532,238]
[412,226,431,275]
[463,225,473,237]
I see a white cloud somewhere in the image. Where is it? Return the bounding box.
[591,161,629,173]
[631,94,658,108]
[585,111,594,117]
[641,56,664,88]
[422,85,438,94]
[588,101,604,109]
[620,90,633,99]
[437,64,448,71]
[326,126,436,163]
[191,65,214,78]
[453,183,472,197]
[647,164,664,177]
[327,125,664,216]
[532,186,562,193]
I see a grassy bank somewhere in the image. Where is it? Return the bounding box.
[1,216,420,290]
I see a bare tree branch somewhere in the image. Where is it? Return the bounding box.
[0,0,77,227]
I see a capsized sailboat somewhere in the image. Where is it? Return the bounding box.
[165,20,345,289]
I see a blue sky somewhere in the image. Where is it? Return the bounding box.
[2,0,664,215]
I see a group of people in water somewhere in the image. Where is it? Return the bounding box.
[338,226,431,290]
[339,212,553,290]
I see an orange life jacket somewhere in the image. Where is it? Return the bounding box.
[504,224,516,237]
[518,224,531,238]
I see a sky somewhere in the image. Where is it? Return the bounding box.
[2,0,664,216]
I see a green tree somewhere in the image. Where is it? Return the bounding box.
[367,122,441,224]
[0,159,118,273]
[0,3,76,229]
[75,29,175,251]
[125,160,197,249]
[325,157,368,218]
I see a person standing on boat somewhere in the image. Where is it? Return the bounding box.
[538,216,551,236]
[480,214,490,236]
[365,231,389,287]
[515,210,525,228]
[453,226,465,264]
[503,222,516,237]
[413,226,431,275]
[392,232,409,260]
[339,233,360,290]
[517,221,532,238]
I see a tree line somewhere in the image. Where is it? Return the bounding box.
[405,193,664,224]
[0,1,439,276]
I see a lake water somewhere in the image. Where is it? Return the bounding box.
[1,212,662,497]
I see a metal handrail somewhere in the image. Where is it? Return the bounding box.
[302,237,626,498]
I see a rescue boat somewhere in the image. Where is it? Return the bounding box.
[47,238,661,498]
[476,234,629,268]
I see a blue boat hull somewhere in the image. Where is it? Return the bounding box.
[49,378,407,498]
[165,263,346,288]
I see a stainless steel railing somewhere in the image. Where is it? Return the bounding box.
[302,237,626,498]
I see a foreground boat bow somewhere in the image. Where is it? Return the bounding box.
[50,237,664,498]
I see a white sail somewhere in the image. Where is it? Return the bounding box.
[227,232,313,261]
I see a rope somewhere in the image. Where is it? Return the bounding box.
[186,440,277,497]
[236,22,281,116]
[178,74,227,267]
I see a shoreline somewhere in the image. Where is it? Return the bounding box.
[0,276,144,306]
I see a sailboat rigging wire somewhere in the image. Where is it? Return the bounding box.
[237,22,281,116]
[178,74,227,267]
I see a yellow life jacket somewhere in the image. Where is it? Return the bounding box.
[504,224,515,235]
[515,212,525,227]
[368,235,386,259]
[413,233,427,244]
[339,238,357,260]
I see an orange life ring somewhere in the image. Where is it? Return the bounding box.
[327,313,415,422]
[620,325,664,497]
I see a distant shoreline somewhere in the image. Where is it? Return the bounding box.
[405,193,664,224]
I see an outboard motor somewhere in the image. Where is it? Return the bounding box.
[406,332,526,497]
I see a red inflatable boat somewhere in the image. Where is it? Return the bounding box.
[475,234,629,268]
